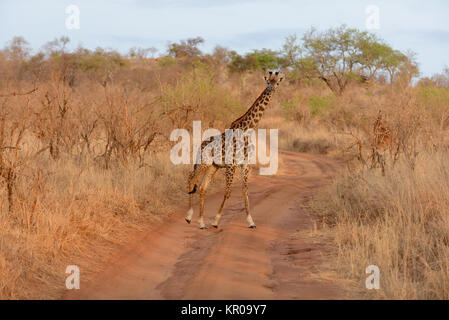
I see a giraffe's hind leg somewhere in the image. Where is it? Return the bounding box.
[185,164,208,224]
[198,166,218,229]
[212,166,235,228]
[241,165,256,228]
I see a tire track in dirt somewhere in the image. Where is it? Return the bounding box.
[66,151,345,300]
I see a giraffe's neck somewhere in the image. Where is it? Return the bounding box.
[230,85,274,130]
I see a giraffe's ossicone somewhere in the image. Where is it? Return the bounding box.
[186,70,285,229]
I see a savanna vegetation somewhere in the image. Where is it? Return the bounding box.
[0,25,448,299]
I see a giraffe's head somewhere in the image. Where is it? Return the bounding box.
[264,70,285,91]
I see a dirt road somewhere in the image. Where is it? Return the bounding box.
[68,151,345,299]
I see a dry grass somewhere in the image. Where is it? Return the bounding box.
[313,153,449,299]
[305,83,449,299]
[260,114,351,156]
[0,152,190,298]
[0,65,236,299]
[1,51,449,299]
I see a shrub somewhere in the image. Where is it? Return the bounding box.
[308,94,334,117]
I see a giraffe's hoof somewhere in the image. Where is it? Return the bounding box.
[249,224,257,229]
[211,224,218,229]
[185,218,191,224]
[199,226,208,230]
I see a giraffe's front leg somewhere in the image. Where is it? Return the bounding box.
[241,165,256,228]
[212,166,235,228]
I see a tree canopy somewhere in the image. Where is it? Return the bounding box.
[281,25,413,94]
[228,49,283,73]
[1,26,420,92]
[168,37,204,58]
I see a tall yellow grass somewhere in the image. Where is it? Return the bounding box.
[0,153,189,298]
[1,56,448,299]
[313,153,449,299]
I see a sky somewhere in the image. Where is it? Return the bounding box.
[0,0,448,77]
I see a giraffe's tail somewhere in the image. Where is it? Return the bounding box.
[187,164,203,195]
[188,184,198,194]
[186,164,204,223]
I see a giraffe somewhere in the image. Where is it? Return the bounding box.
[185,70,285,229]
[370,110,399,175]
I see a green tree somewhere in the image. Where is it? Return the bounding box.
[128,47,157,59]
[281,34,303,69]
[228,49,281,73]
[228,51,257,73]
[282,25,412,94]
[302,25,369,94]
[76,47,128,73]
[74,47,129,86]
[248,49,281,70]
[168,37,204,58]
